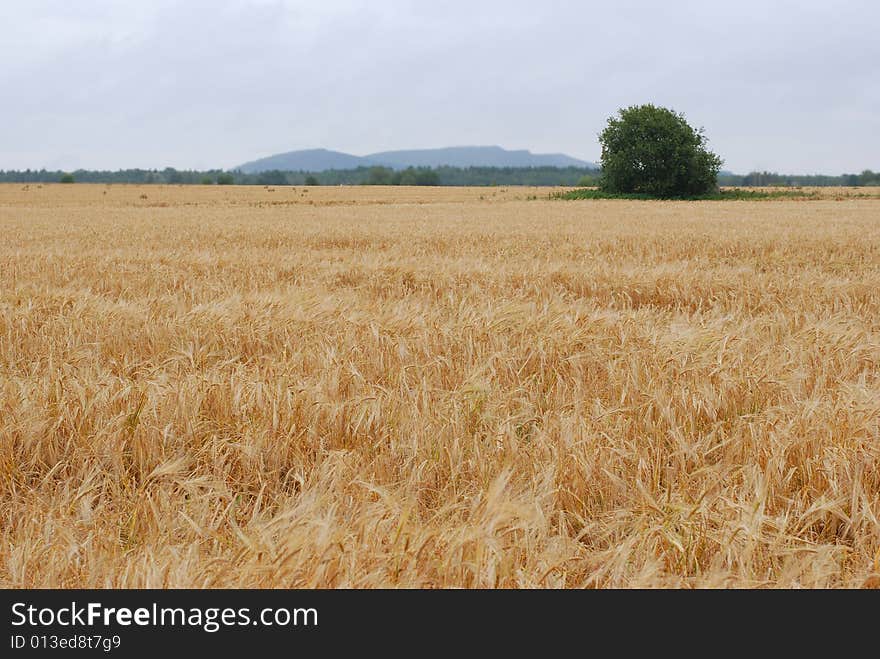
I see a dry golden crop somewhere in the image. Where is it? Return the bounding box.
[1,183,879,588]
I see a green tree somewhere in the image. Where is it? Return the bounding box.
[59,173,75,183]
[256,170,288,186]
[200,175,214,185]
[413,168,439,186]
[163,167,184,184]
[304,175,319,186]
[365,166,393,185]
[217,173,235,185]
[395,167,440,186]
[599,104,722,197]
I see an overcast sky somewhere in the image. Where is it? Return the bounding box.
[2,0,877,173]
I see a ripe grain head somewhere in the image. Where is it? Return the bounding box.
[1,184,879,587]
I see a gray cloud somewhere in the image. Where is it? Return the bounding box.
[2,0,877,173]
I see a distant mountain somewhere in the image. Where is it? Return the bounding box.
[237,146,595,173]
[237,149,371,174]
[367,146,593,169]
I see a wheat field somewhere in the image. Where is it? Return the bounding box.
[1,183,879,588]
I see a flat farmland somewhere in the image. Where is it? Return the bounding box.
[1,184,879,587]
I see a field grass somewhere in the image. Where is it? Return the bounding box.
[556,187,823,201]
[2,183,879,588]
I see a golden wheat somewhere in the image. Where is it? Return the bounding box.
[1,183,879,587]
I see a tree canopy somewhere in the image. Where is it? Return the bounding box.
[599,104,722,197]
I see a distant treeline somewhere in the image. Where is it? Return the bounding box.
[719,170,880,187]
[2,166,878,187]
[0,166,599,186]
